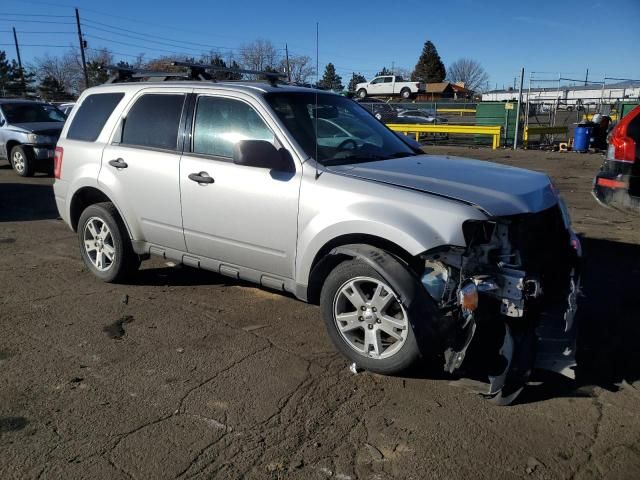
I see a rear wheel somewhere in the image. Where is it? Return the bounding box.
[77,202,140,283]
[400,88,411,99]
[11,145,34,177]
[320,259,420,374]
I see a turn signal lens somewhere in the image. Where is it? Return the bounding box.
[458,283,479,312]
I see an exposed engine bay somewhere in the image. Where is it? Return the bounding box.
[420,203,582,405]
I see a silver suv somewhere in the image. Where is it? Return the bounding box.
[0,99,66,176]
[54,81,582,404]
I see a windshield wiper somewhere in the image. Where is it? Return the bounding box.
[322,154,390,166]
[387,151,417,158]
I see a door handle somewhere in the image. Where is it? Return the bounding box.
[188,171,215,184]
[108,158,128,169]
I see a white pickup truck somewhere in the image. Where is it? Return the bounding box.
[355,75,425,99]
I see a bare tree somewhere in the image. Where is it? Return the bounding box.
[393,67,413,80]
[30,50,80,95]
[240,39,279,76]
[447,58,489,93]
[281,54,314,84]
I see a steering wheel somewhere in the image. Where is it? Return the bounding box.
[336,138,357,152]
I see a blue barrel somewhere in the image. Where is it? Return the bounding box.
[573,126,592,152]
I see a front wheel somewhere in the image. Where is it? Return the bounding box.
[357,89,367,99]
[77,202,140,283]
[320,259,420,374]
[11,145,35,177]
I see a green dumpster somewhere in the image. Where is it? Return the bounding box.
[475,102,519,146]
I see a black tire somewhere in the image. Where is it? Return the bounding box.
[400,88,411,99]
[357,89,367,99]
[77,202,140,283]
[10,145,35,177]
[320,258,421,375]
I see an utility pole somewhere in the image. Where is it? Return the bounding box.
[75,8,89,89]
[12,27,26,96]
[513,67,525,150]
[584,68,589,86]
[285,43,291,83]
[391,61,394,74]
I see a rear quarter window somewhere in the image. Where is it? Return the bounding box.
[67,93,124,142]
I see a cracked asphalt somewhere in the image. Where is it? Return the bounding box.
[1,146,640,479]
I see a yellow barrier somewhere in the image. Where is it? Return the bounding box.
[386,123,502,149]
[436,108,476,116]
[523,125,569,148]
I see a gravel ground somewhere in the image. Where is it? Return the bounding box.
[1,146,639,480]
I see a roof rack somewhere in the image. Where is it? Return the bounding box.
[171,62,286,86]
[101,63,287,86]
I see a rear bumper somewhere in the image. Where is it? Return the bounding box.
[593,160,640,212]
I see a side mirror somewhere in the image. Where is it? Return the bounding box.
[233,140,293,171]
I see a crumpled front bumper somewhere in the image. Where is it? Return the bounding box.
[29,144,57,161]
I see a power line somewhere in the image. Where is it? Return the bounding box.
[0,19,75,24]
[83,33,212,57]
[0,13,72,17]
[0,30,76,34]
[81,23,235,54]
[81,17,287,53]
[0,43,73,48]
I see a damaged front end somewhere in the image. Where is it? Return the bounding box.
[420,201,582,405]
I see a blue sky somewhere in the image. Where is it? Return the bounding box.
[2,0,639,88]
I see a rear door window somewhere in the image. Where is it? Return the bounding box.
[67,93,124,141]
[192,96,274,158]
[121,94,185,150]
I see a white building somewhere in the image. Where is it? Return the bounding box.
[482,81,640,105]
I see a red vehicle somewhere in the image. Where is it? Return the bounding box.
[593,105,640,212]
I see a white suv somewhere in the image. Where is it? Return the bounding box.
[54,80,581,404]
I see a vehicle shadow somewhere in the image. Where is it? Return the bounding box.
[403,236,640,405]
[506,236,640,404]
[0,183,59,222]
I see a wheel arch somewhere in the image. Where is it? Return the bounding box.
[6,140,21,158]
[306,234,420,305]
[69,186,129,236]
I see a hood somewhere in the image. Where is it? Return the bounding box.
[326,155,558,216]
[7,122,64,136]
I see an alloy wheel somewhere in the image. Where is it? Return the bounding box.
[333,276,408,359]
[83,217,116,271]
[12,151,25,174]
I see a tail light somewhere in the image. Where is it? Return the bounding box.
[54,146,63,179]
[415,83,420,89]
[607,107,639,163]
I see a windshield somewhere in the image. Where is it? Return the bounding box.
[265,92,415,165]
[1,103,66,124]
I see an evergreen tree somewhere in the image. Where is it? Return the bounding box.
[347,72,367,92]
[376,67,392,76]
[0,51,12,96]
[7,61,36,97]
[38,75,71,101]
[411,40,446,83]
[87,60,110,87]
[210,56,242,80]
[318,63,343,91]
